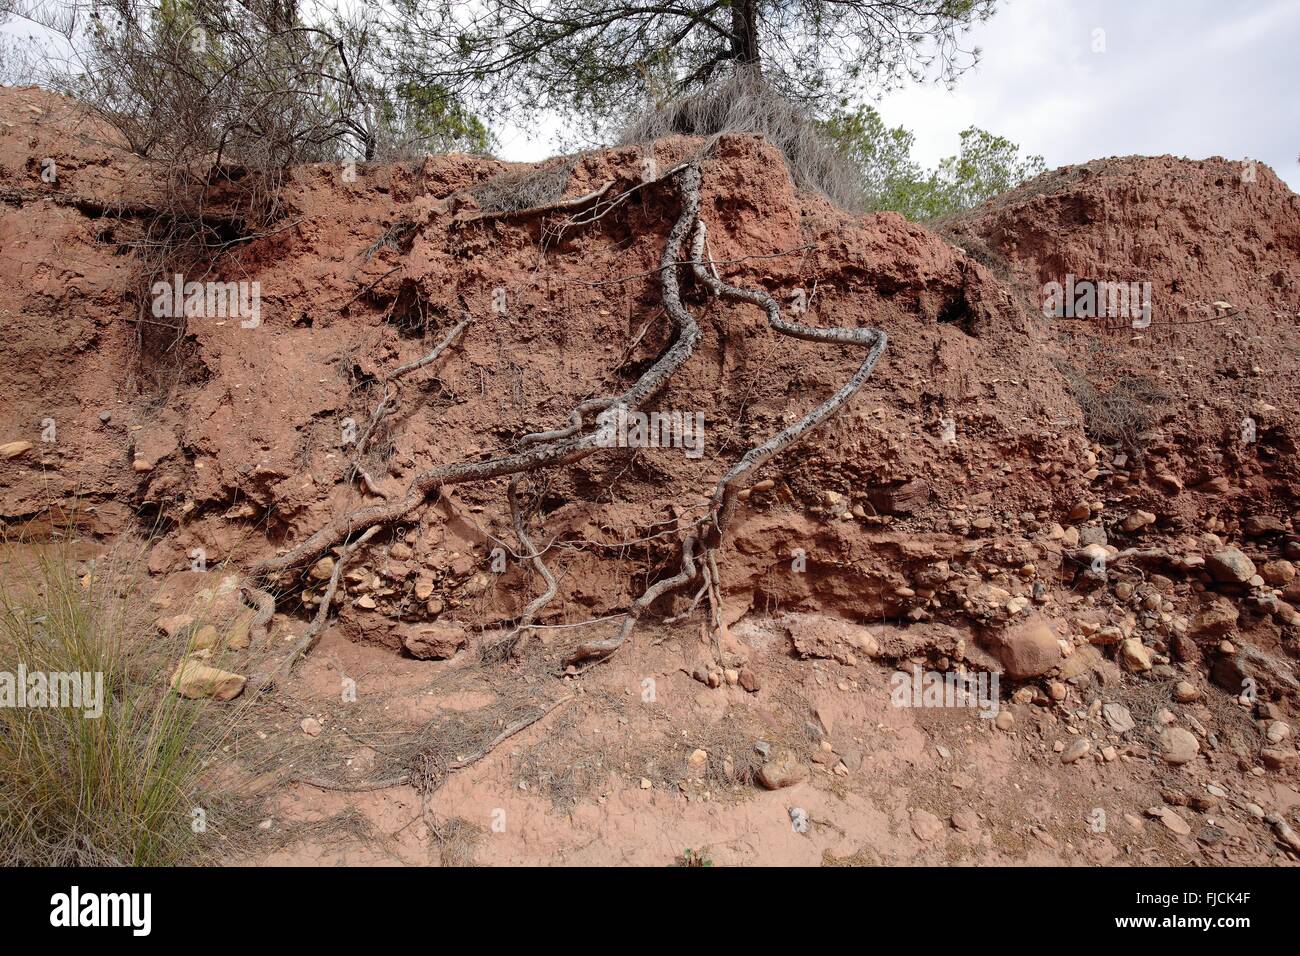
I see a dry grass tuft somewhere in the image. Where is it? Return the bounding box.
[618,72,864,211]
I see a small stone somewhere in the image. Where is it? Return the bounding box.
[1148,806,1191,835]
[1103,703,1136,733]
[995,711,1015,731]
[309,556,335,581]
[132,458,154,473]
[1119,638,1153,672]
[1174,681,1200,703]
[170,660,245,701]
[951,810,979,832]
[156,613,195,638]
[1159,727,1200,765]
[910,808,944,841]
[301,717,322,737]
[757,749,807,790]
[687,748,708,771]
[639,778,652,790]
[723,668,739,686]
[738,668,761,692]
[1266,720,1291,743]
[1061,738,1091,764]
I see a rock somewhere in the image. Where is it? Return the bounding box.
[170,660,245,701]
[0,440,34,459]
[190,625,220,650]
[1268,813,1300,853]
[866,479,930,515]
[1191,600,1238,638]
[132,458,154,473]
[951,810,979,832]
[1206,548,1256,585]
[991,613,1061,679]
[1244,514,1286,537]
[1261,748,1295,770]
[687,748,708,771]
[402,623,467,660]
[155,613,195,638]
[1148,806,1191,835]
[301,717,322,737]
[1120,510,1156,533]
[1174,681,1200,703]
[1061,738,1091,764]
[1103,703,1136,733]
[910,808,944,841]
[309,556,335,581]
[1159,727,1200,765]
[1119,638,1153,672]
[1266,720,1291,743]
[1260,560,1296,587]
[757,749,807,790]
[738,668,761,693]
[723,668,739,686]
[994,710,1015,731]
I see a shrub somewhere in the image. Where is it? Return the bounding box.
[0,542,239,866]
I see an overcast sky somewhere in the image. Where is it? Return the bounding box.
[496,0,1300,190]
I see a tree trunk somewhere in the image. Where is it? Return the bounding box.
[730,0,761,67]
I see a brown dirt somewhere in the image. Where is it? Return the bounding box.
[2,85,1298,866]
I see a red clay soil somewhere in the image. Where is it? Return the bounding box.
[2,85,1299,865]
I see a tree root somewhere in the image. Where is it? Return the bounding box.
[249,157,886,687]
[562,217,888,669]
[249,525,380,691]
[347,315,473,487]
[252,164,704,582]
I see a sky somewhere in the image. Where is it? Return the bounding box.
[493,0,1300,190]
[4,0,1299,189]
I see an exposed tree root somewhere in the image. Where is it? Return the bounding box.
[562,219,887,669]
[347,315,473,488]
[249,157,886,685]
[249,525,380,691]
[252,164,704,582]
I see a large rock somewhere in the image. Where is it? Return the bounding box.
[1206,548,1256,585]
[401,623,468,660]
[989,613,1061,679]
[171,660,246,701]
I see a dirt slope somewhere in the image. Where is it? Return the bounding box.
[2,85,1299,865]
